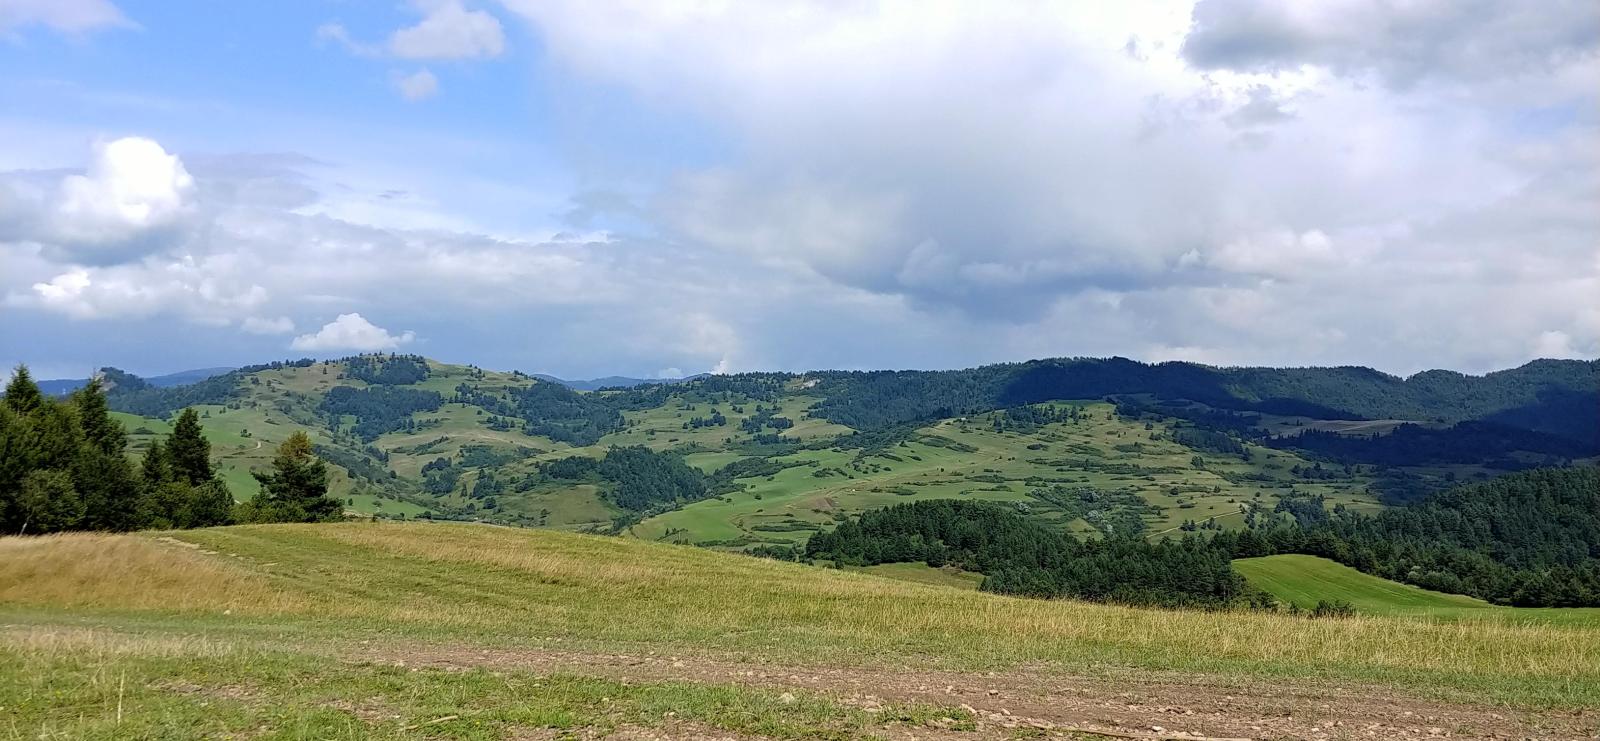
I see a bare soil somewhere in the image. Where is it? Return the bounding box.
[356,644,1598,740]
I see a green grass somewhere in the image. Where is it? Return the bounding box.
[2,523,1597,713]
[1236,554,1600,625]
[1,630,948,740]
[852,562,984,590]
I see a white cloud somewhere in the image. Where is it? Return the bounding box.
[290,313,415,352]
[392,68,439,101]
[0,136,196,264]
[0,0,131,34]
[242,316,295,335]
[389,1,505,59]
[5,6,1598,378]
[56,137,193,240]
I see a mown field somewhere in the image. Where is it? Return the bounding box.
[3,524,1597,709]
[1236,554,1600,625]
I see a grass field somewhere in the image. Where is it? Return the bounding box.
[2,523,1597,738]
[1236,554,1600,625]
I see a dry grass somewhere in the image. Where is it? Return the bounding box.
[3,522,1597,706]
[0,531,306,613]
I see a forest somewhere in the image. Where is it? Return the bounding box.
[1212,467,1600,607]
[806,468,1600,608]
[805,499,1252,609]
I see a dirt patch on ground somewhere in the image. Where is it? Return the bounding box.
[353,644,1596,740]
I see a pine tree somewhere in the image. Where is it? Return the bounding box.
[3,365,44,414]
[140,440,171,486]
[73,378,125,456]
[167,408,215,485]
[246,431,340,523]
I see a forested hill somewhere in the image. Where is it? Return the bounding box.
[807,357,1597,434]
[92,355,1596,437]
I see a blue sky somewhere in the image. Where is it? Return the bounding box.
[2,0,1597,380]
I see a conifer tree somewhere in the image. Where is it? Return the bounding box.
[167,408,215,485]
[245,431,340,522]
[140,439,171,486]
[3,365,44,414]
[73,378,125,456]
[18,469,83,534]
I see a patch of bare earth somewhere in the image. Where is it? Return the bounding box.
[354,644,1597,740]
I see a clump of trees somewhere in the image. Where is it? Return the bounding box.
[537,446,708,512]
[345,354,430,385]
[3,365,346,534]
[1,368,233,533]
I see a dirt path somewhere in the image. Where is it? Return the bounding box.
[358,644,1596,740]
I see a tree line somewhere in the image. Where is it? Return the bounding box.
[1211,466,1600,607]
[804,499,1254,609]
[2,366,343,534]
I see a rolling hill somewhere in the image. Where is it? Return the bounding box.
[86,354,1594,553]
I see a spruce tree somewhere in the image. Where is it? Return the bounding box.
[73,378,125,456]
[167,408,215,486]
[248,431,340,522]
[140,439,171,485]
[3,365,44,414]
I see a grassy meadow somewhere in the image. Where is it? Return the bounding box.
[2,523,1597,713]
[1236,554,1600,625]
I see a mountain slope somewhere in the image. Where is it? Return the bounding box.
[89,354,1596,547]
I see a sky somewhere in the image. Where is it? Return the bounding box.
[1,0,1597,381]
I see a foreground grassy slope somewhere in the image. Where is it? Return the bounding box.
[2,522,1597,712]
[1236,554,1600,625]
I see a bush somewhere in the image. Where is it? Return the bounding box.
[1309,599,1356,619]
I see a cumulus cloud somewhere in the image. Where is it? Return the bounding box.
[392,68,439,101]
[5,4,1598,377]
[0,136,194,264]
[390,1,505,59]
[0,0,131,34]
[55,137,193,242]
[291,313,415,352]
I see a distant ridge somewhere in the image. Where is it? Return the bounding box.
[38,367,236,397]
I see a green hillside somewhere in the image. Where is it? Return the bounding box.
[94,354,1594,554]
[1,522,1597,739]
[1235,554,1600,624]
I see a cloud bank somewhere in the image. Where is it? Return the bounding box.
[2,1,1596,378]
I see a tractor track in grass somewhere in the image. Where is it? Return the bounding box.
[359,643,1596,740]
